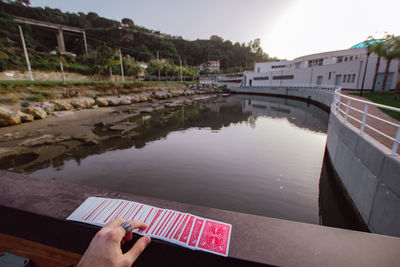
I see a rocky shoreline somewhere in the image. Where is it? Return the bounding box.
[0,83,227,173]
[0,84,221,127]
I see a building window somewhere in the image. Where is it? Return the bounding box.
[295,62,301,68]
[337,57,343,63]
[254,76,269,81]
[343,75,347,82]
[257,67,261,73]
[344,57,348,62]
[352,74,356,83]
[347,74,351,82]
[308,58,324,67]
[272,75,294,80]
[329,72,331,80]
[349,56,353,61]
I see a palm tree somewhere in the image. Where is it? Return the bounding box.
[105,54,120,82]
[390,36,400,100]
[369,42,385,93]
[360,37,375,96]
[55,47,67,84]
[380,37,397,93]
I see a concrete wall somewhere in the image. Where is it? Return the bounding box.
[327,111,400,237]
[231,86,334,109]
[230,86,400,237]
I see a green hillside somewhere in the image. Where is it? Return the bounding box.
[0,0,274,77]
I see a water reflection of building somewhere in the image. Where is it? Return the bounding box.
[233,95,329,133]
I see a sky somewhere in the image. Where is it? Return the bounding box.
[30,0,400,60]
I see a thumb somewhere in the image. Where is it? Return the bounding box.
[124,236,151,263]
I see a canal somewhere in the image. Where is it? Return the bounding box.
[27,94,360,229]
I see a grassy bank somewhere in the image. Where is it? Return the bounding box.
[353,92,400,121]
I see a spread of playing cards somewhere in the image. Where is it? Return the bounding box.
[67,197,232,257]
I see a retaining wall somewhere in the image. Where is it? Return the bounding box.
[327,111,400,236]
[230,86,400,237]
[232,86,334,110]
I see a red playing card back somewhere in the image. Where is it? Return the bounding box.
[178,215,195,243]
[188,218,204,247]
[197,220,231,256]
[172,214,189,240]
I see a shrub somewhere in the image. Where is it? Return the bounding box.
[30,89,56,99]
[28,93,45,102]
[20,102,30,107]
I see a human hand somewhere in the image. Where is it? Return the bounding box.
[77,217,151,267]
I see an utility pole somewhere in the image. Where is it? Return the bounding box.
[180,58,183,82]
[119,49,125,82]
[18,25,33,81]
[157,51,160,81]
[83,31,88,57]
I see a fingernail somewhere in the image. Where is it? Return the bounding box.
[144,236,151,244]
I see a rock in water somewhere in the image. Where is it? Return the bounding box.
[72,132,99,145]
[21,134,56,146]
[16,110,34,122]
[139,95,148,102]
[131,96,141,103]
[120,98,131,105]
[71,100,87,109]
[95,98,108,107]
[107,98,121,106]
[39,102,55,114]
[154,91,167,99]
[141,108,154,113]
[52,100,73,111]
[84,98,96,107]
[22,106,47,119]
[0,107,21,126]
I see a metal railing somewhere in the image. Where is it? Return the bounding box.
[238,84,338,91]
[333,88,400,155]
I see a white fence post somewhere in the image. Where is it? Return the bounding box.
[392,125,400,155]
[336,95,341,115]
[360,104,369,135]
[344,99,351,123]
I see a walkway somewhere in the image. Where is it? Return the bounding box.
[338,93,400,155]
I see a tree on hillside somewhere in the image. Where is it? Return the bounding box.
[210,35,223,41]
[0,51,9,72]
[15,0,30,5]
[121,18,134,27]
[105,54,120,82]
[147,59,163,80]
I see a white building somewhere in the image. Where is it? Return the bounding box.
[199,60,220,73]
[243,41,399,91]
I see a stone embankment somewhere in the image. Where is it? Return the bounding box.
[0,84,221,127]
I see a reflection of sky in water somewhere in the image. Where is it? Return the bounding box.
[30,96,328,225]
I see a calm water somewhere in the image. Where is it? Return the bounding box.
[29,95,332,225]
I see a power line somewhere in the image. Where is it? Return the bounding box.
[20,24,155,58]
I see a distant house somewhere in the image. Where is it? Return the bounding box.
[136,61,148,80]
[199,60,220,73]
